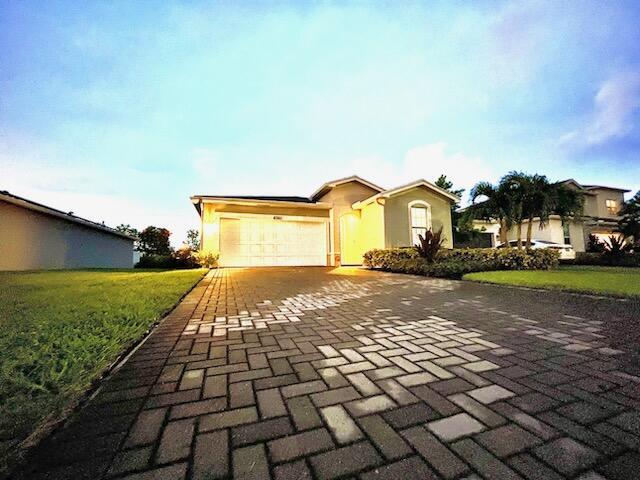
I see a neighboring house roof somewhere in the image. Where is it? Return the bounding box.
[582,184,631,193]
[0,190,137,240]
[560,179,630,193]
[309,175,384,201]
[353,179,460,208]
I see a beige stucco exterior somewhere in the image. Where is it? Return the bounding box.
[383,186,454,250]
[315,181,381,262]
[193,177,456,266]
[0,200,134,271]
[584,188,625,219]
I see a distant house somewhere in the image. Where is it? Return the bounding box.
[191,175,459,267]
[472,179,630,251]
[0,191,136,270]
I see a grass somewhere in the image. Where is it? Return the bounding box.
[464,265,640,298]
[0,268,206,470]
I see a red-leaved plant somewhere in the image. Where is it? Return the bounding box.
[414,227,445,263]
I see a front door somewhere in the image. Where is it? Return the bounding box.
[339,213,362,265]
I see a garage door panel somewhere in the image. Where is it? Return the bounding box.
[220,217,327,267]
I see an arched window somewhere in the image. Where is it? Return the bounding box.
[409,200,431,246]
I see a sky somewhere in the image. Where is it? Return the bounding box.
[2,0,640,246]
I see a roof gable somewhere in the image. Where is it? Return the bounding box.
[310,175,384,201]
[352,179,459,208]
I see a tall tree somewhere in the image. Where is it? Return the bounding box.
[185,229,201,250]
[435,174,464,207]
[435,174,465,232]
[618,190,640,246]
[500,172,529,248]
[115,224,140,250]
[115,224,139,238]
[549,183,584,247]
[138,226,172,255]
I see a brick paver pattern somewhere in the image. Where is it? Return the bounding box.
[18,267,640,480]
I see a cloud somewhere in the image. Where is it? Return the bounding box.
[488,0,548,84]
[559,69,640,148]
[585,70,640,145]
[1,139,199,246]
[341,143,495,203]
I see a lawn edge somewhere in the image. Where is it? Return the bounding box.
[5,269,209,476]
[462,276,637,301]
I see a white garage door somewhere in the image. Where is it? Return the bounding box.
[219,217,327,267]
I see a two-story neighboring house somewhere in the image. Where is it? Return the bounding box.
[472,179,630,252]
[569,180,630,247]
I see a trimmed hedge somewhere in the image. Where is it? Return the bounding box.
[570,252,640,267]
[135,254,199,269]
[363,247,559,279]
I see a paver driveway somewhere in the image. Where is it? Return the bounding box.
[18,267,640,480]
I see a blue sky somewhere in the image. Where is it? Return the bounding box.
[2,1,640,245]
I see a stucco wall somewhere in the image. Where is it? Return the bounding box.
[383,187,454,249]
[0,201,134,270]
[568,220,586,252]
[359,201,386,254]
[589,188,625,219]
[507,218,563,244]
[505,217,586,251]
[316,181,380,261]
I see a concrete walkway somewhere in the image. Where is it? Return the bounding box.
[19,267,640,479]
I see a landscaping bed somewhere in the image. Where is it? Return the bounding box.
[0,268,206,474]
[363,247,558,279]
[567,252,640,267]
[464,265,640,298]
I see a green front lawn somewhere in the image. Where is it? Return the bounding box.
[0,268,206,471]
[464,265,640,298]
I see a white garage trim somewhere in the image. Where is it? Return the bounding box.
[218,213,329,267]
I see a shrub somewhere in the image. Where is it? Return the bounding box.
[603,235,632,256]
[586,234,606,253]
[363,248,418,269]
[194,251,219,268]
[363,247,559,279]
[415,227,445,262]
[571,252,640,267]
[135,254,175,269]
[172,247,200,269]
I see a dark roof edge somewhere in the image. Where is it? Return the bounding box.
[191,195,315,203]
[0,190,137,241]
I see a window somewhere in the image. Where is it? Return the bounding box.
[410,204,430,246]
[562,222,571,245]
[605,199,618,215]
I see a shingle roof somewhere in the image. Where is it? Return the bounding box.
[192,195,315,203]
[0,190,137,240]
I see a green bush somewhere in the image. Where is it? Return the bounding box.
[135,254,175,268]
[570,252,640,267]
[363,248,418,270]
[136,249,220,269]
[363,247,559,279]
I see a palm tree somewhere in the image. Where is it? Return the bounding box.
[466,173,584,249]
[521,174,555,248]
[550,183,584,247]
[501,172,529,248]
[618,190,640,246]
[467,180,515,245]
